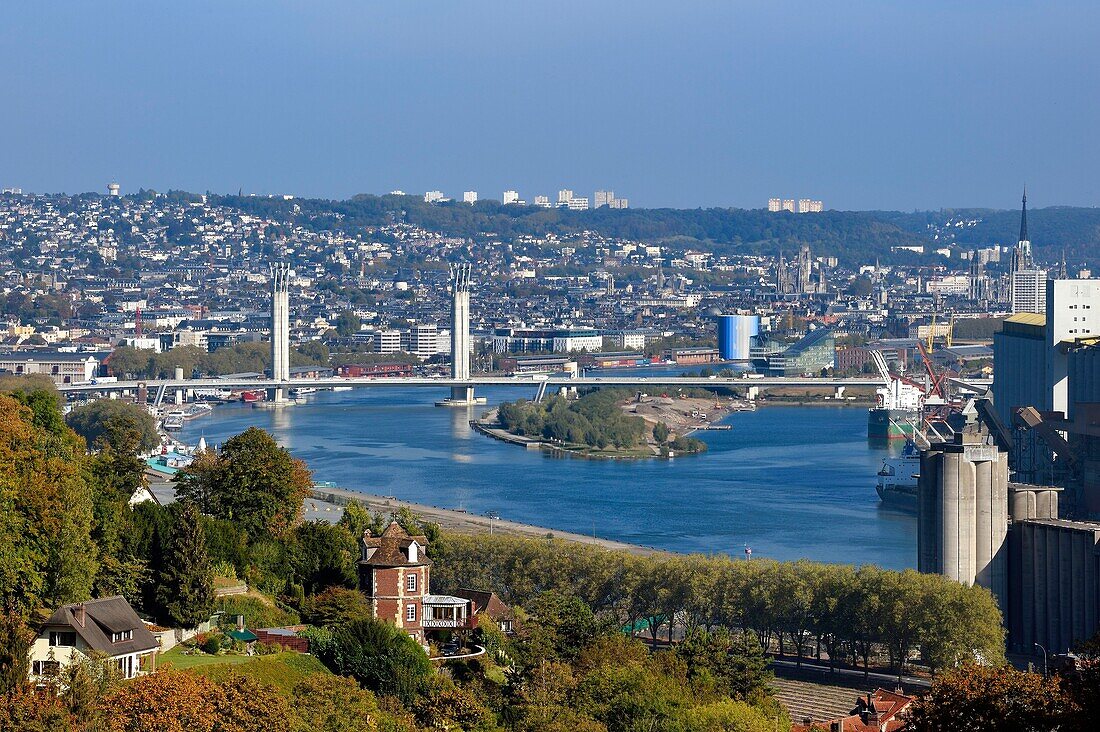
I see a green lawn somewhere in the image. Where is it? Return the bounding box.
[163,649,331,694]
[160,646,255,670]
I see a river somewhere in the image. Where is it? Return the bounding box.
[179,380,917,570]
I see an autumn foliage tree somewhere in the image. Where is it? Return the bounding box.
[0,392,96,616]
[908,662,1069,731]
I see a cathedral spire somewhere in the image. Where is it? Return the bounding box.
[1019,187,1029,243]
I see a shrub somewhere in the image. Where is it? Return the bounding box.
[200,635,221,655]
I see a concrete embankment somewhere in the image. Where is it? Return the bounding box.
[309,485,660,556]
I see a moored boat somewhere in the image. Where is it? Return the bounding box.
[875,439,920,512]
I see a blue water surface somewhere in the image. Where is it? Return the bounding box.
[181,386,916,569]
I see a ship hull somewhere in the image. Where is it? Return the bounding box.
[867,408,918,440]
[876,484,917,513]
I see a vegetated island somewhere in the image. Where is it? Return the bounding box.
[478,388,716,458]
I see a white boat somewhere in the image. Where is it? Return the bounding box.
[163,415,185,431]
[875,439,920,512]
[290,387,318,397]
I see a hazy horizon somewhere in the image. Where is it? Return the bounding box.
[2,2,1098,210]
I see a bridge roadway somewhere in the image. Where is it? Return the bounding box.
[56,375,992,394]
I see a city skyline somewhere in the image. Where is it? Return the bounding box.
[1,3,1098,210]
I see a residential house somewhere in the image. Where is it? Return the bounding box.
[30,596,159,682]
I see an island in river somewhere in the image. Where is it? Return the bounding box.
[477,388,754,458]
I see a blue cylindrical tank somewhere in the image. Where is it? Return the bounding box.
[716,315,760,361]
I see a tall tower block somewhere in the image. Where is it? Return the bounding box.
[270,262,291,403]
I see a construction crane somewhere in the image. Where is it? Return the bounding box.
[915,339,947,402]
[926,313,936,353]
[946,313,955,348]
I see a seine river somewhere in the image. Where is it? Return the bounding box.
[180,385,916,569]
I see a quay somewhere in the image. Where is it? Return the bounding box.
[308,485,662,556]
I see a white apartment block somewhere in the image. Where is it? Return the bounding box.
[595,190,628,209]
[782,199,796,213]
[373,329,402,354]
[463,191,478,204]
[557,189,574,205]
[503,190,520,205]
[533,195,551,207]
[1012,269,1048,314]
[768,198,783,212]
[0,351,101,385]
[798,199,824,213]
[424,191,446,203]
[567,197,590,211]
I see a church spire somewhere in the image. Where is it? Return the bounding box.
[1019,187,1029,243]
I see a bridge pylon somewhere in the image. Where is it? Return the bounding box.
[437,264,486,407]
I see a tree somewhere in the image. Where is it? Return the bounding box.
[908,662,1069,731]
[517,592,608,665]
[679,699,782,732]
[211,673,295,732]
[176,427,312,539]
[156,502,215,627]
[290,674,380,732]
[0,393,96,616]
[413,685,496,732]
[0,685,74,732]
[846,274,873,297]
[675,628,771,701]
[0,612,33,694]
[66,399,159,453]
[292,522,358,595]
[106,670,219,732]
[301,587,373,628]
[59,652,123,728]
[333,310,362,338]
[320,618,433,705]
[652,421,670,443]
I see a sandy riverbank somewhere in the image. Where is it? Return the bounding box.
[621,394,749,435]
[309,486,661,556]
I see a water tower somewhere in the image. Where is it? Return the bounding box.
[107,182,121,197]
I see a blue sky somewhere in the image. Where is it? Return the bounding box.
[1,2,1097,210]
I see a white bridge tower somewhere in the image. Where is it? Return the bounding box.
[437,263,485,406]
[270,262,291,403]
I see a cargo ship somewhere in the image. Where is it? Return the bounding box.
[241,389,266,403]
[868,407,919,440]
[875,440,920,512]
[867,349,924,440]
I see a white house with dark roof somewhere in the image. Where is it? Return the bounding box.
[30,596,159,681]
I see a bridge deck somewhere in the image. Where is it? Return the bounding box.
[57,375,991,393]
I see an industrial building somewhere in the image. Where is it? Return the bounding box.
[992,279,1100,428]
[920,289,1100,656]
[715,314,759,361]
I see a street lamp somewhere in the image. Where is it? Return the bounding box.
[1034,643,1048,678]
[485,511,499,535]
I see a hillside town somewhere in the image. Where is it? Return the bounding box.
[2,189,1087,389]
